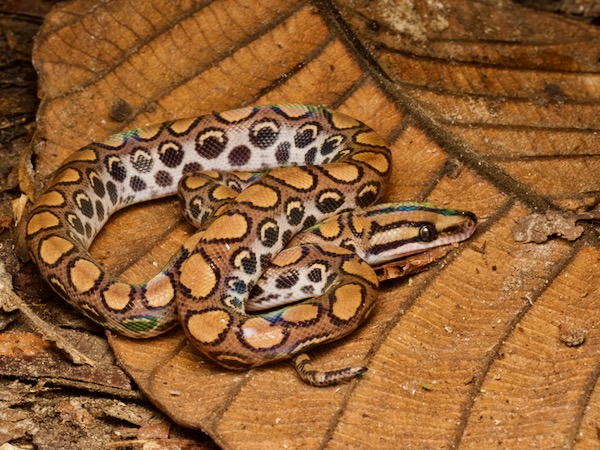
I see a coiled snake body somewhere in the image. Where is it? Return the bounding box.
[26,104,476,385]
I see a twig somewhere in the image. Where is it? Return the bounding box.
[0,260,96,367]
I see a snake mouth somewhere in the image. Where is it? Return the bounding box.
[373,243,453,281]
[428,212,477,250]
[443,211,477,244]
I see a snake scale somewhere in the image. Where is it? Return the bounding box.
[26,104,477,386]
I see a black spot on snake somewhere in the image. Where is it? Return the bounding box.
[228,145,251,166]
[189,196,202,219]
[303,215,317,229]
[304,147,317,164]
[308,266,323,283]
[80,303,108,326]
[104,155,127,182]
[275,142,290,164]
[105,181,118,206]
[95,200,105,222]
[316,189,344,214]
[88,170,106,198]
[281,229,293,246]
[260,253,272,271]
[249,118,280,149]
[230,248,258,275]
[275,270,299,289]
[208,184,226,202]
[258,218,279,248]
[301,285,315,295]
[130,176,146,192]
[356,182,380,208]
[183,162,203,174]
[66,213,84,235]
[285,199,304,226]
[250,284,264,297]
[155,170,173,187]
[159,141,184,168]
[73,191,94,218]
[200,211,210,224]
[227,277,247,294]
[294,122,321,148]
[195,127,228,159]
[321,135,345,155]
[130,147,154,173]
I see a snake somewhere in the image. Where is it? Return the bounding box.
[25,104,477,386]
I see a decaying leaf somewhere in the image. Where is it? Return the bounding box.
[374,244,457,281]
[9,194,27,226]
[22,0,600,448]
[0,261,96,367]
[512,211,600,243]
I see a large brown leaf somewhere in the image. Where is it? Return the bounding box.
[30,0,600,448]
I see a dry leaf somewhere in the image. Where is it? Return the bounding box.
[9,194,28,226]
[27,0,600,448]
[374,243,456,281]
[512,211,600,243]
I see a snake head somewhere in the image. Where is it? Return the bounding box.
[361,202,477,266]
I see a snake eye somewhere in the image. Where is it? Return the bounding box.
[419,224,437,242]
